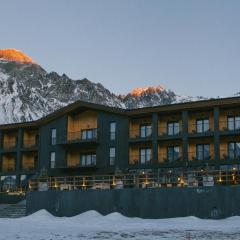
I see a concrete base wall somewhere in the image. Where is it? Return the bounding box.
[26,186,240,219]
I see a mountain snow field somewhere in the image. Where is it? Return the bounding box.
[1,210,240,239]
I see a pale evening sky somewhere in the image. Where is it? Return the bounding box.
[0,0,240,97]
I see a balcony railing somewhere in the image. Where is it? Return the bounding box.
[129,154,153,165]
[158,126,182,137]
[29,168,240,191]
[188,152,213,161]
[129,127,152,139]
[158,153,183,163]
[220,150,240,161]
[188,123,214,135]
[219,120,240,132]
[66,129,98,142]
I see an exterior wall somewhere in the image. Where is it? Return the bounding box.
[27,186,240,219]
[96,111,129,172]
[38,115,67,172]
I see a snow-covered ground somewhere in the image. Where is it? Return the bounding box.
[0,210,240,240]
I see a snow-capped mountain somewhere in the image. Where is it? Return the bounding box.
[0,49,207,124]
[120,86,206,109]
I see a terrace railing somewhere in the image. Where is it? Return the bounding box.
[29,168,240,191]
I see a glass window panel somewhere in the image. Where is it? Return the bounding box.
[228,142,235,159]
[204,144,210,159]
[236,142,240,158]
[51,129,57,145]
[82,130,87,140]
[110,122,116,132]
[228,117,235,131]
[110,122,116,140]
[196,120,203,133]
[51,129,56,138]
[167,123,174,135]
[203,120,209,132]
[86,155,91,165]
[174,122,180,134]
[235,117,240,130]
[140,149,145,164]
[146,126,152,137]
[81,155,86,166]
[140,125,146,138]
[146,148,151,162]
[196,145,203,160]
[87,130,93,139]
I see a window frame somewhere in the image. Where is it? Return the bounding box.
[109,147,116,166]
[51,128,57,145]
[227,116,240,131]
[139,148,152,164]
[139,124,152,138]
[50,151,56,169]
[110,122,116,140]
[196,119,209,133]
[167,121,180,136]
[196,144,210,161]
[167,145,180,162]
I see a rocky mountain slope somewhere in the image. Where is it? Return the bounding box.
[0,49,206,124]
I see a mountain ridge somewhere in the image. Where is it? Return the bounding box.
[0,49,209,124]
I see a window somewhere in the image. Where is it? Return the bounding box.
[139,148,151,164]
[50,152,56,168]
[140,125,152,138]
[228,142,240,160]
[81,129,97,140]
[51,129,57,145]
[110,122,116,140]
[167,146,180,162]
[81,153,96,166]
[196,119,209,133]
[109,147,116,165]
[228,116,240,131]
[167,122,180,135]
[196,144,210,160]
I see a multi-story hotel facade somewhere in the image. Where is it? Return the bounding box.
[0,97,240,190]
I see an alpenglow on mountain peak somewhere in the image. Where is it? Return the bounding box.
[0,48,34,64]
